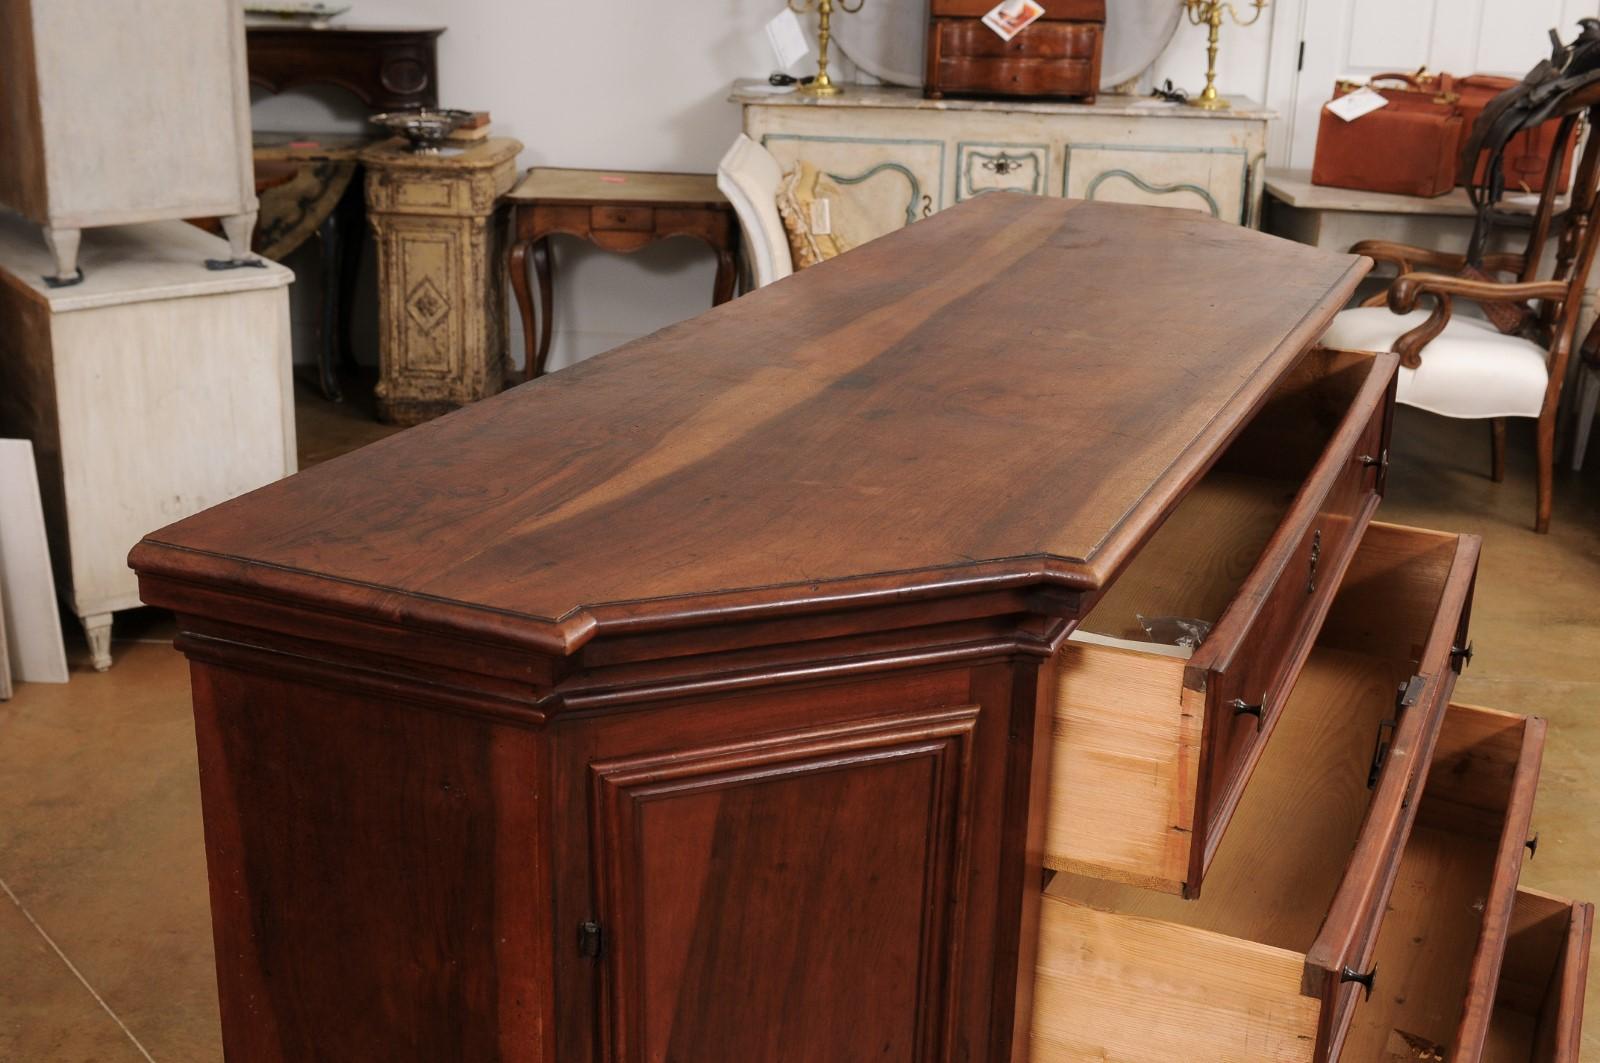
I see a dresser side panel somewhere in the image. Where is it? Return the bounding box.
[188,656,555,1063]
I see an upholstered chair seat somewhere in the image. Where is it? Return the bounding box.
[1322,306,1550,420]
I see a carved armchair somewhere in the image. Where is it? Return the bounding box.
[1321,91,1600,533]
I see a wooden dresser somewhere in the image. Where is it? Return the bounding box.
[130,195,1590,1062]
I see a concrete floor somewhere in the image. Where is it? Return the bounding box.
[2,385,1597,1061]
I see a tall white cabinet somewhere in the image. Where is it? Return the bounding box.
[0,0,258,283]
[0,216,295,671]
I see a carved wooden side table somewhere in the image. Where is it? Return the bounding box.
[505,168,739,380]
[360,137,521,425]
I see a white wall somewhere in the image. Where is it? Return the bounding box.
[253,0,1277,373]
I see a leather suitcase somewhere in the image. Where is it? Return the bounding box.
[925,0,1104,102]
[1312,79,1463,197]
[1448,73,1576,194]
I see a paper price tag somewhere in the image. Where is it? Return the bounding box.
[765,8,811,72]
[810,198,832,235]
[1327,86,1389,123]
[982,0,1044,41]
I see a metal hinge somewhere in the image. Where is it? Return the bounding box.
[1368,676,1425,788]
[578,920,603,959]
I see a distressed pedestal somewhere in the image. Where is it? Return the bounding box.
[0,216,295,670]
[361,137,521,426]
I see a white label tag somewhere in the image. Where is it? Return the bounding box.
[810,197,832,235]
[1327,86,1390,123]
[982,0,1044,41]
[765,9,811,72]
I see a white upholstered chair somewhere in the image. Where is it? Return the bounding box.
[717,134,793,290]
[1320,99,1600,533]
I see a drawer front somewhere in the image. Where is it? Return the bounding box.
[1485,887,1593,1062]
[935,19,1100,60]
[1033,526,1486,1063]
[932,22,1100,99]
[931,0,1104,19]
[1189,355,1398,888]
[956,143,1049,200]
[590,205,655,232]
[1334,702,1547,1061]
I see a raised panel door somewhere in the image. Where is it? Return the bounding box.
[589,706,979,1063]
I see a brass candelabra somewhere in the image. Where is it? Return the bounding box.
[787,0,864,97]
[1182,0,1268,111]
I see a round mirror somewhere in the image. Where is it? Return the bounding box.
[833,0,1183,92]
[1101,0,1184,90]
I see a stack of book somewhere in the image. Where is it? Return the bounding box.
[447,112,493,145]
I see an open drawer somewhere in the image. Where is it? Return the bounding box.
[1045,346,1399,896]
[1340,703,1552,1061]
[1031,523,1480,1062]
[1482,887,1594,1061]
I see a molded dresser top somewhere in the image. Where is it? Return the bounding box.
[131,194,1365,653]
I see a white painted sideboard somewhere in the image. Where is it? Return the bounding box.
[732,82,1273,237]
[0,216,295,671]
[0,0,258,282]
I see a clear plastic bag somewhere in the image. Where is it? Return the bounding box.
[1136,613,1213,650]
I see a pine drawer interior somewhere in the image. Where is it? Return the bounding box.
[1033,525,1473,1062]
[1045,346,1397,895]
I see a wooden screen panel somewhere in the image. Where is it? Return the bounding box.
[590,707,979,1063]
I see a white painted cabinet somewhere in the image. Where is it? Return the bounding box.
[0,216,295,670]
[735,84,1273,233]
[0,0,258,282]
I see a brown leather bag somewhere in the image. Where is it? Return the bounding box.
[1448,73,1576,193]
[1311,77,1464,197]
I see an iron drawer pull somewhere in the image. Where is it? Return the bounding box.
[1307,528,1322,593]
[1358,450,1389,470]
[1526,833,1540,858]
[1230,698,1264,731]
[1340,965,1378,1000]
[1451,642,1474,670]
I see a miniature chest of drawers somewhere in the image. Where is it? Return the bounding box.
[131,195,1590,1062]
[925,0,1105,102]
